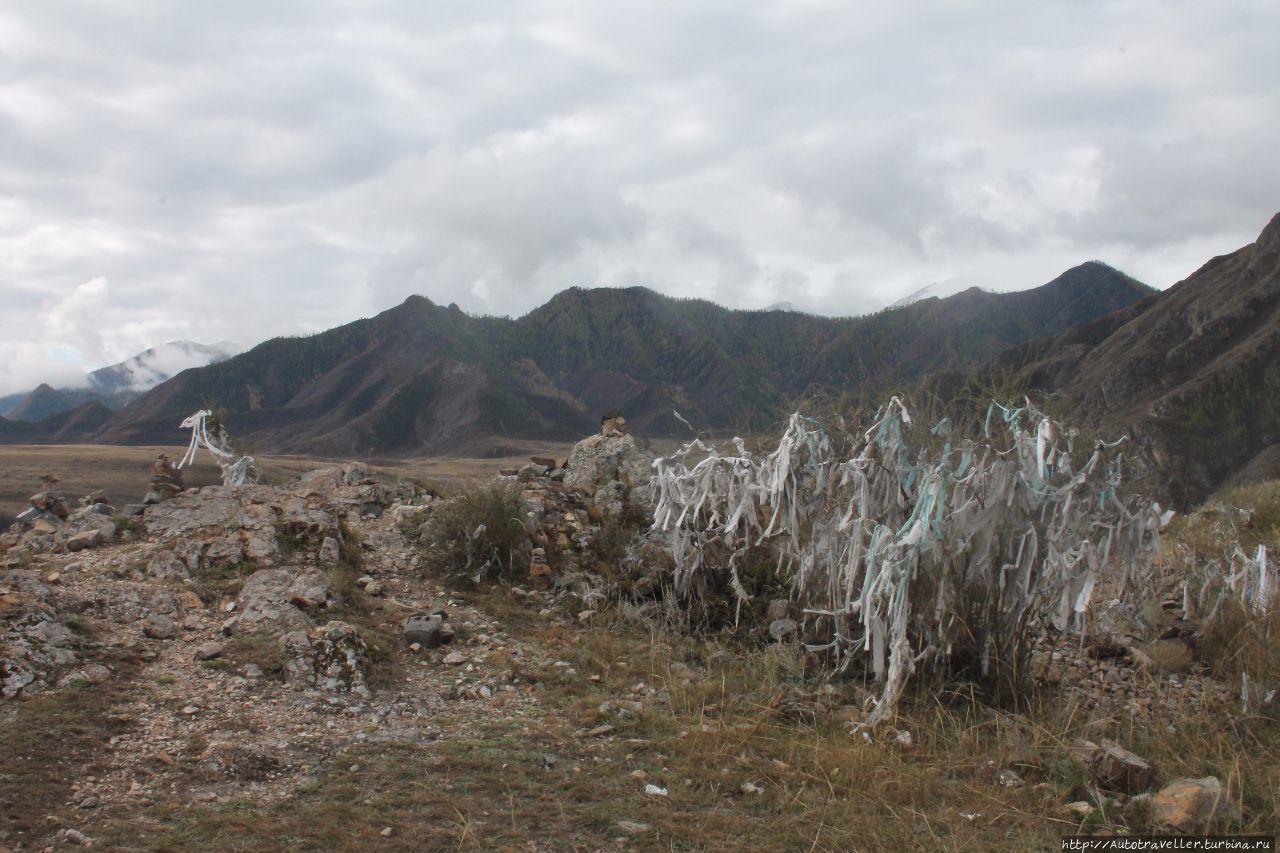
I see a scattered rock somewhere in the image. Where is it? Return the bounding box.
[141,613,178,640]
[194,641,224,661]
[1151,777,1241,833]
[1077,739,1151,794]
[66,529,104,552]
[403,613,444,648]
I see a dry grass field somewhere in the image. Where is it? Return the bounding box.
[0,442,586,526]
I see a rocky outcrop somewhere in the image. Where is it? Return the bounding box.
[278,620,370,697]
[232,566,333,634]
[563,420,655,518]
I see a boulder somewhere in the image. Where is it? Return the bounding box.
[144,493,242,539]
[768,618,799,642]
[564,433,654,504]
[1151,777,1241,833]
[141,614,178,640]
[66,529,104,552]
[194,641,224,661]
[313,621,370,697]
[147,550,189,580]
[234,566,332,633]
[403,613,444,648]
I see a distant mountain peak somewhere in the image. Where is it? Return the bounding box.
[0,340,242,422]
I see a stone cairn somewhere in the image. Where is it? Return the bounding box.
[528,546,552,591]
[16,474,69,532]
[601,412,628,437]
[143,454,185,505]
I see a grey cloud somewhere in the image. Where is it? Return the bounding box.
[0,1,1277,394]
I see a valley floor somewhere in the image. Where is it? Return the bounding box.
[2,466,1277,851]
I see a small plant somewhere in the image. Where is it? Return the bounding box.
[419,482,530,584]
[224,633,286,678]
[113,514,144,536]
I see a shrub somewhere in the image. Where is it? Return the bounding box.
[419,482,530,583]
[1166,481,1279,711]
[651,397,1168,723]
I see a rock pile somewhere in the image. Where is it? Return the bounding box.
[143,454,185,505]
[15,475,69,531]
[3,476,119,562]
[562,413,654,518]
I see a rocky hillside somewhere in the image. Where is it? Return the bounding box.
[15,262,1151,456]
[0,429,1265,846]
[952,212,1280,507]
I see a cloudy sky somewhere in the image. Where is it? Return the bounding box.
[2,1,1278,394]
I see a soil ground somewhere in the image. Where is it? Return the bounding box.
[2,452,1277,850]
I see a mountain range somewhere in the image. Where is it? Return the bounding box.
[51,260,1150,457]
[3,211,1277,508]
[939,212,1280,507]
[0,341,241,422]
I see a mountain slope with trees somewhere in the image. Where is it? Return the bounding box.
[943,213,1280,507]
[2,262,1153,457]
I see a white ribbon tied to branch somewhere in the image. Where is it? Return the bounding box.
[178,409,258,487]
[650,398,1169,727]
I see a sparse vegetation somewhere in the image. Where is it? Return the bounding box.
[419,481,531,583]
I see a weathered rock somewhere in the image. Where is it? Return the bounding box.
[403,614,444,648]
[204,535,245,569]
[235,566,332,633]
[1151,777,1241,833]
[318,536,340,564]
[1077,739,1152,794]
[564,433,654,510]
[66,529,104,552]
[63,507,116,547]
[768,618,799,642]
[243,528,280,566]
[147,550,189,580]
[145,493,242,539]
[194,642,224,661]
[279,630,316,688]
[313,621,370,697]
[142,614,178,640]
[519,463,550,481]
